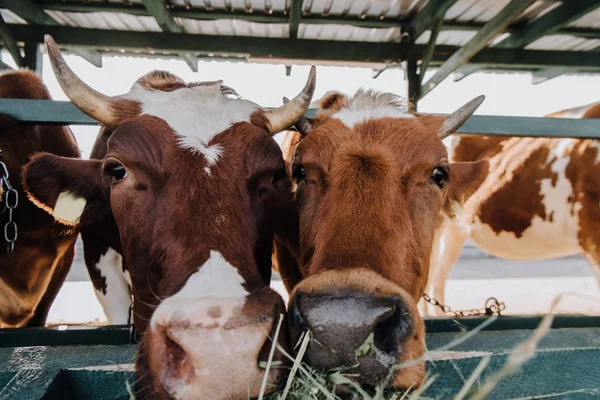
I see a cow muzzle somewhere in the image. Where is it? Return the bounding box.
[146,288,288,400]
[287,268,426,389]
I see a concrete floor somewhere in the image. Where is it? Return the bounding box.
[46,240,600,325]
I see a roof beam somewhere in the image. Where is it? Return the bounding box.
[409,0,458,40]
[495,0,600,49]
[141,0,198,72]
[453,64,483,82]
[419,13,444,84]
[2,0,102,67]
[531,68,569,85]
[8,23,600,73]
[0,13,23,67]
[289,0,303,39]
[420,0,536,99]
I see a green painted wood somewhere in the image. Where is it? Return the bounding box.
[418,13,444,85]
[532,67,572,85]
[0,60,12,71]
[409,0,458,40]
[10,23,600,72]
[3,99,600,139]
[496,0,600,49]
[420,0,536,99]
[453,64,483,82]
[0,13,23,67]
[2,0,102,67]
[23,41,41,74]
[288,0,302,40]
[0,327,598,399]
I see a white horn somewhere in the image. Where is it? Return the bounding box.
[263,66,316,135]
[45,35,120,128]
[439,95,485,139]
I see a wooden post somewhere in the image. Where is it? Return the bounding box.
[407,55,420,112]
[23,41,42,75]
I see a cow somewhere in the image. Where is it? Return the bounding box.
[276,90,489,389]
[22,35,314,399]
[427,101,600,315]
[0,70,80,328]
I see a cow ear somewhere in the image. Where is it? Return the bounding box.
[23,154,104,226]
[315,91,349,116]
[444,159,489,219]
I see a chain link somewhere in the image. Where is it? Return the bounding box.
[423,293,505,317]
[0,151,18,255]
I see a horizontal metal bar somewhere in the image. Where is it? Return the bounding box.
[0,325,134,348]
[3,100,600,139]
[1,315,597,348]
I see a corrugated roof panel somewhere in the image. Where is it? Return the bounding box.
[45,11,161,32]
[170,0,287,13]
[0,9,27,24]
[446,0,543,23]
[178,18,288,37]
[416,30,476,46]
[526,34,600,51]
[299,24,400,42]
[568,8,600,29]
[302,0,419,19]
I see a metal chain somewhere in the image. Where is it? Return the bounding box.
[423,293,505,317]
[0,150,18,255]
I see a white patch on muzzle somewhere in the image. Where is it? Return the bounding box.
[53,191,86,224]
[150,250,247,330]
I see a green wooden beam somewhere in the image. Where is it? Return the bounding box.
[23,41,41,74]
[289,0,302,39]
[7,23,600,72]
[0,13,23,67]
[409,0,458,40]
[2,0,102,67]
[0,60,12,71]
[420,0,536,99]
[453,64,483,82]
[496,0,600,49]
[140,0,198,72]
[419,14,444,85]
[531,67,571,85]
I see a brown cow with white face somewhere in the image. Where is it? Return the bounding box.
[277,91,488,389]
[0,70,80,328]
[428,101,600,314]
[23,36,314,399]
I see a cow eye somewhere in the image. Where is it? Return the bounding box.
[430,167,448,187]
[292,162,307,183]
[105,163,127,182]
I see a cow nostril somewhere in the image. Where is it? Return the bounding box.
[163,332,191,375]
[373,306,413,355]
[288,295,308,340]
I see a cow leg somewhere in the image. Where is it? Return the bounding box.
[429,222,467,316]
[27,243,76,327]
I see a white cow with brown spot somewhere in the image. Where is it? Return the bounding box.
[428,101,600,314]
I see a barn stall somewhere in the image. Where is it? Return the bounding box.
[0,0,600,398]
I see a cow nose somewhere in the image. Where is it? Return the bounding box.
[146,288,288,400]
[288,292,414,385]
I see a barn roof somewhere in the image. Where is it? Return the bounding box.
[2,0,600,99]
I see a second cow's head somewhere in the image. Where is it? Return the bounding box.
[279,90,489,389]
[23,36,314,400]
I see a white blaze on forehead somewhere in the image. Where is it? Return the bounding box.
[332,90,413,128]
[53,191,86,224]
[121,83,260,168]
[150,250,247,329]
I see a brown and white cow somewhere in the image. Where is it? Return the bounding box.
[428,101,600,313]
[277,90,488,389]
[23,35,314,399]
[0,70,80,328]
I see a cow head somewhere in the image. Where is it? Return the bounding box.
[280,91,488,389]
[23,36,315,399]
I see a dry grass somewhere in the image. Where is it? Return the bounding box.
[258,296,565,400]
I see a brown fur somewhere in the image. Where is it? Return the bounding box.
[278,92,488,389]
[23,70,298,399]
[0,70,80,328]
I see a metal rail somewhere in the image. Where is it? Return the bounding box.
[2,99,600,139]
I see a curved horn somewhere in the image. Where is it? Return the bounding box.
[282,96,313,136]
[439,95,485,139]
[263,66,316,135]
[45,35,120,128]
